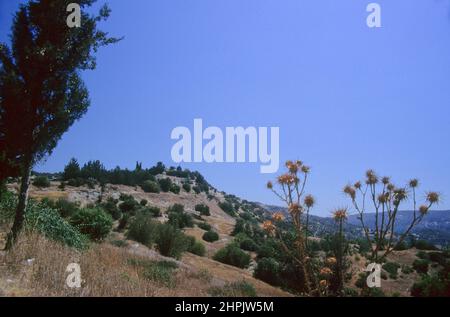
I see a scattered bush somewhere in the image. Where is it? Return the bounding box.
[128,259,178,288]
[414,240,437,251]
[182,183,191,193]
[218,201,236,216]
[32,176,50,188]
[167,204,184,213]
[140,199,148,206]
[158,178,172,192]
[416,251,430,260]
[126,212,158,246]
[154,223,189,259]
[100,197,121,220]
[70,208,113,241]
[140,180,160,193]
[202,230,219,242]
[142,206,162,218]
[197,222,212,231]
[111,239,128,248]
[195,204,210,216]
[188,240,206,257]
[213,244,251,268]
[254,257,281,286]
[169,184,181,194]
[168,210,194,229]
[382,262,400,279]
[413,259,430,274]
[240,238,259,252]
[119,198,139,214]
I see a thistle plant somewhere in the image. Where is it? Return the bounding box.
[343,170,440,262]
[266,160,317,294]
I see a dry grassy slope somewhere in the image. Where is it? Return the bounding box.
[2,181,291,297]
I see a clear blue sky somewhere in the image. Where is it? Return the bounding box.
[1,0,450,215]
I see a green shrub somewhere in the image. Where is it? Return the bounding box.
[394,241,409,251]
[382,262,400,279]
[188,240,206,256]
[182,183,191,193]
[203,230,219,242]
[167,203,184,213]
[428,252,448,266]
[218,201,236,216]
[67,178,84,187]
[25,199,88,249]
[169,184,181,194]
[154,223,189,259]
[32,176,50,188]
[402,265,414,274]
[416,251,430,260]
[111,239,128,247]
[197,222,212,231]
[411,268,450,297]
[158,178,172,192]
[140,199,148,206]
[209,280,257,297]
[195,204,210,216]
[240,238,258,252]
[140,180,160,193]
[254,257,280,286]
[168,210,194,229]
[413,259,430,274]
[213,244,251,268]
[117,213,130,231]
[126,212,158,246]
[100,197,121,220]
[70,208,113,241]
[119,198,139,214]
[142,206,162,218]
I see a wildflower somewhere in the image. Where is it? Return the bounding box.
[286,161,298,174]
[301,165,310,174]
[319,280,328,288]
[343,185,356,200]
[266,181,273,189]
[262,220,276,234]
[419,205,429,215]
[409,179,419,188]
[378,193,388,204]
[277,174,298,185]
[354,181,362,190]
[326,257,337,266]
[288,203,302,214]
[272,212,284,222]
[332,208,348,221]
[387,183,395,192]
[426,192,440,204]
[382,176,390,185]
[366,169,378,185]
[393,188,407,205]
[320,267,332,276]
[304,194,315,208]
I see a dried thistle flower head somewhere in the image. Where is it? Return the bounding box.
[296,160,303,167]
[378,193,388,204]
[285,160,293,168]
[320,267,333,276]
[419,205,429,215]
[332,208,348,221]
[382,176,390,185]
[319,280,328,288]
[354,181,362,190]
[288,203,302,214]
[301,165,310,174]
[387,183,395,192]
[272,212,284,222]
[266,181,273,189]
[366,169,378,185]
[286,161,298,174]
[426,192,440,204]
[277,174,298,185]
[326,257,337,266]
[394,188,407,202]
[304,194,315,208]
[262,220,276,234]
[343,185,356,200]
[409,179,419,188]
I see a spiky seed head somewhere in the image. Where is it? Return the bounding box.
[343,185,356,200]
[426,192,440,204]
[319,280,328,288]
[354,181,362,189]
[301,165,310,174]
[285,160,293,168]
[288,203,302,214]
[387,184,395,192]
[382,176,390,185]
[272,212,284,222]
[326,257,337,266]
[393,188,407,205]
[304,194,315,208]
[409,179,419,188]
[419,205,429,215]
[286,161,298,174]
[366,169,378,185]
[296,160,303,167]
[378,193,388,204]
[262,220,275,234]
[332,208,348,221]
[266,181,273,189]
[278,174,297,185]
[320,267,333,276]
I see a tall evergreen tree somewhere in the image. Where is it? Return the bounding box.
[0,0,120,249]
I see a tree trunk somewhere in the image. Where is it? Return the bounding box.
[5,158,32,250]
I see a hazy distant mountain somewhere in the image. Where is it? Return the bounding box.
[260,203,450,246]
